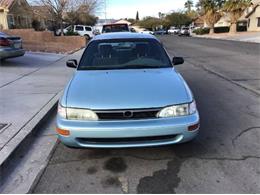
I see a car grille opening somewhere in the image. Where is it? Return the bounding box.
[77,134,179,145]
[95,108,161,120]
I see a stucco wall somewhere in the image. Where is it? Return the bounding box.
[248,6,260,31]
[0,8,9,30]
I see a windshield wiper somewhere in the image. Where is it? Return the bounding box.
[119,64,162,69]
[79,64,164,70]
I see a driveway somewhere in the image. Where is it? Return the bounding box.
[0,52,65,88]
[32,36,260,193]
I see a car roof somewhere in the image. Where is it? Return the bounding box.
[92,32,158,41]
[103,23,128,26]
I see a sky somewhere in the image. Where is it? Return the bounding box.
[97,0,199,19]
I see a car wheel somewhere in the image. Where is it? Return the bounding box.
[84,34,91,40]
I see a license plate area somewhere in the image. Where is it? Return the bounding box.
[14,43,21,49]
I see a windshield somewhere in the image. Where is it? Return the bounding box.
[78,39,172,70]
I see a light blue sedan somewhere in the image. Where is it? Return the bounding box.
[57,32,199,148]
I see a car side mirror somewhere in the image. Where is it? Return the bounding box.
[172,57,184,65]
[66,59,77,68]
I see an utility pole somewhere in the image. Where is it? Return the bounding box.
[104,0,107,21]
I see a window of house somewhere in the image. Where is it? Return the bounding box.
[248,19,250,28]
[7,14,15,28]
[257,18,260,27]
[75,26,84,31]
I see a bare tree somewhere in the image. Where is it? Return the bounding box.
[35,0,69,35]
[67,0,100,14]
[65,0,101,26]
[34,0,101,35]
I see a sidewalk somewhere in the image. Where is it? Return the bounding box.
[0,49,83,170]
[193,32,260,43]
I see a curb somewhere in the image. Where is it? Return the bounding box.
[0,91,62,183]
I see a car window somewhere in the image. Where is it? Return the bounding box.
[78,39,172,70]
[85,27,92,31]
[75,26,84,31]
[102,24,129,33]
[67,26,73,31]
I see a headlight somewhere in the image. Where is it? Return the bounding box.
[157,101,197,118]
[67,108,98,121]
[58,104,98,121]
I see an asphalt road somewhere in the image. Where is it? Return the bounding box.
[33,36,260,193]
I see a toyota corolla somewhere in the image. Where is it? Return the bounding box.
[57,32,200,148]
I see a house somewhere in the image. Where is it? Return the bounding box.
[245,1,260,31]
[0,0,33,29]
[215,13,231,27]
[192,16,207,28]
[115,19,132,26]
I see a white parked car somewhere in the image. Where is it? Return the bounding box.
[168,27,180,35]
[56,25,94,39]
[140,29,155,35]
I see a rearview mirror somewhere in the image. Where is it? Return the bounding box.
[66,59,77,68]
[172,57,184,65]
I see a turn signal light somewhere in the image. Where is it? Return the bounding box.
[188,123,200,131]
[56,127,70,136]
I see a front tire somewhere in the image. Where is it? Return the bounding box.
[84,34,90,40]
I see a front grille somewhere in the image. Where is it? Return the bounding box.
[95,108,161,120]
[77,134,179,145]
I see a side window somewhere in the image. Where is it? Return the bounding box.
[67,26,72,31]
[75,26,84,31]
[85,27,92,31]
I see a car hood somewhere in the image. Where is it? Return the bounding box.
[66,68,192,110]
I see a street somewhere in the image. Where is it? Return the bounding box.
[31,36,260,193]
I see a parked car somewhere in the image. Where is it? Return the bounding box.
[56,25,94,39]
[102,23,130,33]
[168,27,180,35]
[0,32,25,60]
[130,27,137,33]
[57,32,200,148]
[154,29,167,35]
[179,27,190,36]
[140,29,155,35]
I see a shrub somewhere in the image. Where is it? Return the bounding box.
[32,20,44,31]
[193,28,210,35]
[65,30,79,36]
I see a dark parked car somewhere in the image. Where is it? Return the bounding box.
[0,32,25,60]
[154,29,167,35]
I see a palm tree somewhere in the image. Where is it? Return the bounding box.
[197,0,224,34]
[223,0,251,34]
[184,0,194,13]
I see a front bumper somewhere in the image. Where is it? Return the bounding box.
[0,48,25,59]
[56,112,200,148]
